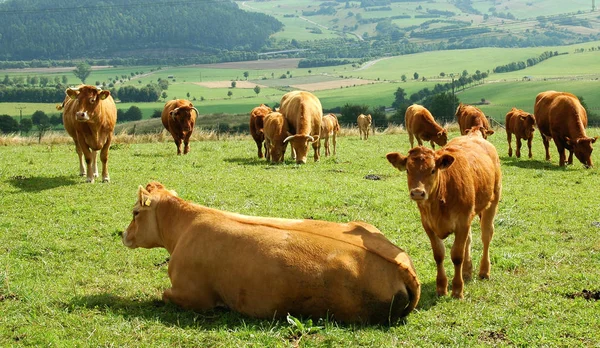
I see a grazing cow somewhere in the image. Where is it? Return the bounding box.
[319,113,340,157]
[263,111,289,163]
[386,135,502,299]
[405,104,448,149]
[58,85,117,183]
[249,104,272,158]
[357,114,372,140]
[455,103,494,138]
[161,99,199,155]
[280,91,323,164]
[505,107,536,158]
[534,90,597,167]
[122,181,421,324]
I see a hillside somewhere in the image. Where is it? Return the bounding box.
[0,0,283,60]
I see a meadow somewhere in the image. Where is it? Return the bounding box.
[1,126,599,346]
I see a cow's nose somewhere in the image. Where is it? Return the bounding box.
[410,189,427,200]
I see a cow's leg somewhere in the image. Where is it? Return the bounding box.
[567,149,574,165]
[77,137,95,183]
[515,137,522,158]
[462,228,473,281]
[183,133,192,155]
[416,136,423,147]
[542,135,551,161]
[324,136,330,156]
[527,137,533,158]
[450,227,469,299]
[264,139,271,162]
[174,139,182,155]
[255,139,263,159]
[332,134,337,155]
[313,140,320,162]
[426,230,447,296]
[555,139,566,166]
[100,138,111,183]
[479,204,497,280]
[163,287,217,312]
[91,150,99,178]
[507,132,513,157]
[408,133,415,148]
[75,144,86,176]
[430,140,436,150]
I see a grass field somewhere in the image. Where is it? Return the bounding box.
[1,127,599,346]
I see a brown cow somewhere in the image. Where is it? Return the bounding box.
[534,90,597,167]
[122,181,420,324]
[161,99,199,155]
[357,114,372,140]
[455,103,494,138]
[263,111,289,163]
[386,135,502,299]
[405,104,448,149]
[319,113,340,157]
[505,107,536,158]
[58,85,117,183]
[249,104,272,159]
[280,91,323,164]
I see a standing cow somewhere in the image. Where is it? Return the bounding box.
[405,104,448,149]
[161,99,199,155]
[263,111,289,163]
[58,85,117,183]
[319,113,340,157]
[505,107,536,158]
[534,90,597,167]
[280,91,323,164]
[455,103,494,138]
[386,135,502,299]
[249,104,272,159]
[357,114,372,140]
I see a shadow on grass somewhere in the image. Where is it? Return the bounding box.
[223,157,299,167]
[415,281,442,312]
[8,175,80,192]
[500,156,565,170]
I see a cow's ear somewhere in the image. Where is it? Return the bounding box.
[435,154,455,170]
[519,115,527,121]
[66,89,79,99]
[188,103,194,108]
[592,136,598,144]
[486,129,495,135]
[137,185,152,207]
[565,137,573,146]
[98,90,110,100]
[386,152,408,171]
[311,135,320,143]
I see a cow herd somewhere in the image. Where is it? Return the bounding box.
[56,85,596,324]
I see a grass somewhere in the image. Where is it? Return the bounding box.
[1,126,600,346]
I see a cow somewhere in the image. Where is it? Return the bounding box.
[249,104,272,159]
[386,135,502,299]
[357,114,372,140]
[534,90,597,167]
[280,91,323,164]
[58,85,117,183]
[161,99,199,155]
[263,111,289,163]
[319,113,340,157]
[122,181,421,324]
[455,103,494,139]
[405,104,448,149]
[505,107,536,158]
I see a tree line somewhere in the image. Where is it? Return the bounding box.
[493,51,560,74]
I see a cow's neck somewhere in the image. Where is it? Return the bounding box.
[155,197,201,254]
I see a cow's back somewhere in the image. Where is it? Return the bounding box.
[548,94,588,139]
[280,91,323,136]
[406,104,438,134]
[456,104,489,135]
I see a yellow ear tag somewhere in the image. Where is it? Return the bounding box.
[144,198,151,206]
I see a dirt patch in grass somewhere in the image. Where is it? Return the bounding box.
[192,81,267,89]
[479,329,509,344]
[566,289,600,300]
[290,78,378,91]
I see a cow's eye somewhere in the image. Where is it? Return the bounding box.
[431,169,436,174]
[133,211,139,218]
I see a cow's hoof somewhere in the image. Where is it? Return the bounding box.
[86,178,94,183]
[451,292,464,299]
[102,177,110,183]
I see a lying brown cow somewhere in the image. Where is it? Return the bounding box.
[122,182,420,324]
[505,107,536,158]
[455,103,494,138]
[263,111,289,163]
[405,104,447,149]
[386,135,502,299]
[249,104,272,159]
[534,90,597,167]
[161,99,199,155]
[280,91,323,164]
[357,114,372,140]
[58,85,117,183]
[319,113,340,157]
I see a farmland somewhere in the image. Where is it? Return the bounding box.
[1,127,599,346]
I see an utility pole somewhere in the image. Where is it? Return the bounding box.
[593,0,596,11]
[16,106,26,135]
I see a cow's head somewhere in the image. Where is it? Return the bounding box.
[387,147,455,201]
[65,85,111,122]
[284,134,319,164]
[455,103,465,117]
[434,129,448,147]
[170,104,198,132]
[466,126,494,139]
[122,182,178,249]
[566,136,598,168]
[519,113,536,137]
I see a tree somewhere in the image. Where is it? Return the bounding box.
[73,62,92,84]
[161,91,168,101]
[151,110,162,118]
[243,71,249,80]
[422,92,460,124]
[31,110,49,127]
[413,72,419,80]
[227,90,233,98]
[231,81,237,88]
[253,85,261,96]
[401,74,407,82]
[19,118,33,134]
[440,72,446,77]
[392,87,407,109]
[62,75,68,84]
[0,115,19,133]
[124,106,143,121]
[49,114,62,126]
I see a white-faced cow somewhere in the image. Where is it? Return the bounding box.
[58,85,117,183]
[280,91,323,164]
[161,99,199,155]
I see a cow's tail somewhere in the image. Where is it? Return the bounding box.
[396,262,421,319]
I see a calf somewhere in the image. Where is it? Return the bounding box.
[534,90,597,167]
[455,103,494,138]
[319,113,340,156]
[249,104,272,158]
[505,107,536,158]
[122,182,421,324]
[387,135,502,299]
[161,99,199,155]
[405,104,448,149]
[357,114,372,140]
[263,111,289,163]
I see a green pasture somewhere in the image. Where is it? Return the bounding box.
[1,127,600,346]
[471,0,591,19]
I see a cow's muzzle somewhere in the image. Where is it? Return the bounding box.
[76,111,90,122]
[410,188,427,201]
